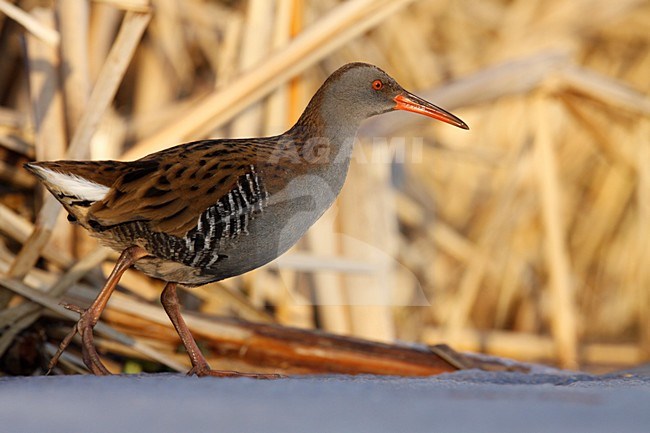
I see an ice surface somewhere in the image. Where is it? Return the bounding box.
[1,371,649,433]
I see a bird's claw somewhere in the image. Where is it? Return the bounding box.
[48,303,110,375]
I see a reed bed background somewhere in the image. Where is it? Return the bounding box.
[0,0,649,375]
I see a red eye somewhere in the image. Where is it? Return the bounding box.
[372,79,383,90]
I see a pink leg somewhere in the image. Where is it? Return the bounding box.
[48,246,149,375]
[160,282,282,379]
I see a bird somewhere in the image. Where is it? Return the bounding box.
[25,62,469,376]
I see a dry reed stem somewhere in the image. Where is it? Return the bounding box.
[131,42,176,144]
[0,276,184,371]
[56,0,91,135]
[26,8,66,163]
[339,143,397,342]
[533,94,578,369]
[560,97,638,172]
[93,0,151,12]
[0,8,65,292]
[558,65,650,115]
[0,159,35,189]
[423,327,642,367]
[230,0,274,138]
[307,207,351,335]
[87,2,122,80]
[636,119,650,357]
[572,164,634,272]
[1,10,151,310]
[0,247,106,353]
[0,204,73,268]
[272,252,380,274]
[103,289,253,341]
[148,0,192,90]
[441,138,529,344]
[192,283,275,323]
[0,108,28,130]
[4,200,59,283]
[0,0,60,46]
[97,290,459,376]
[0,135,33,157]
[66,10,151,160]
[92,338,188,366]
[263,0,293,136]
[26,8,72,258]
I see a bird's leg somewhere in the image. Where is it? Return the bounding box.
[48,245,149,375]
[160,282,281,379]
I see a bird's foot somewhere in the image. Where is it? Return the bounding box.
[47,302,111,375]
[187,366,284,379]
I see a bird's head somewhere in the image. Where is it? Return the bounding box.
[318,62,469,130]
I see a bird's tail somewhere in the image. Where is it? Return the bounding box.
[24,160,124,222]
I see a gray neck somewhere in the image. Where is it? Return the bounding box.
[290,87,366,197]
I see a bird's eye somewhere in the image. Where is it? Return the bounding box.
[372,79,383,90]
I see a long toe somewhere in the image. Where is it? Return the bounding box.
[79,323,111,375]
[49,305,112,375]
[188,367,284,379]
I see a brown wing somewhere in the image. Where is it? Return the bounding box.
[89,140,264,238]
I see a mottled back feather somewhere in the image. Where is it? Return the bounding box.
[89,139,283,237]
